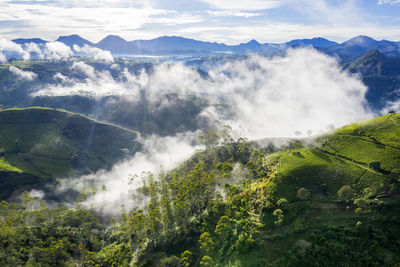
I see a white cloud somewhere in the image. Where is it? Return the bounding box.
[24,42,43,58]
[0,37,30,60]
[381,97,400,113]
[44,41,73,60]
[58,133,200,216]
[33,48,371,139]
[53,72,69,83]
[33,61,140,98]
[73,44,114,62]
[198,0,284,10]
[9,66,37,81]
[378,0,400,4]
[206,10,261,18]
[70,61,96,78]
[0,2,183,42]
[0,52,6,63]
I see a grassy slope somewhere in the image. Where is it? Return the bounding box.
[0,107,141,199]
[257,113,399,200]
[235,113,400,265]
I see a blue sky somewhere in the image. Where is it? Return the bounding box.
[0,0,400,44]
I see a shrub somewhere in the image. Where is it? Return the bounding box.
[277,198,288,209]
[273,209,284,226]
[159,255,179,267]
[297,187,311,200]
[337,185,354,201]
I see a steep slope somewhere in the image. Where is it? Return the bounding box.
[124,113,400,266]
[0,107,141,198]
[343,49,400,110]
[259,113,400,200]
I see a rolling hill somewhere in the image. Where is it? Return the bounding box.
[0,107,141,199]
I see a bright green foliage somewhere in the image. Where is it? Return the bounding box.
[180,251,193,267]
[199,232,214,253]
[200,255,214,266]
[96,242,132,267]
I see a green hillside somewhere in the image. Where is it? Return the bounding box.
[260,113,400,201]
[125,113,400,266]
[0,107,141,199]
[0,113,399,266]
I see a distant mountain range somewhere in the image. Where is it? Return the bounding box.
[11,34,400,59]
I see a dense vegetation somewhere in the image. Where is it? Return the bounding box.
[1,113,399,266]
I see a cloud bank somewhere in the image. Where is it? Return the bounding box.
[34,48,371,139]
[9,66,37,81]
[0,37,114,62]
[73,44,114,63]
[58,133,200,216]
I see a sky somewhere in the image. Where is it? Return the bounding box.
[0,0,400,44]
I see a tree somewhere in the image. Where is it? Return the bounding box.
[297,188,311,200]
[277,198,288,209]
[215,216,230,236]
[199,232,214,253]
[273,209,284,226]
[337,185,354,201]
[200,255,214,266]
[180,251,193,267]
[198,129,220,148]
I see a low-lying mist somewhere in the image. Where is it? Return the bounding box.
[33,48,372,216]
[57,133,200,216]
[34,48,371,138]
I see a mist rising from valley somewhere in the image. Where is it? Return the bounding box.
[25,48,374,215]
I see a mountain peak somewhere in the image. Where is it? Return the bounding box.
[101,35,127,42]
[286,37,338,48]
[247,39,260,45]
[56,34,93,47]
[342,35,377,47]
